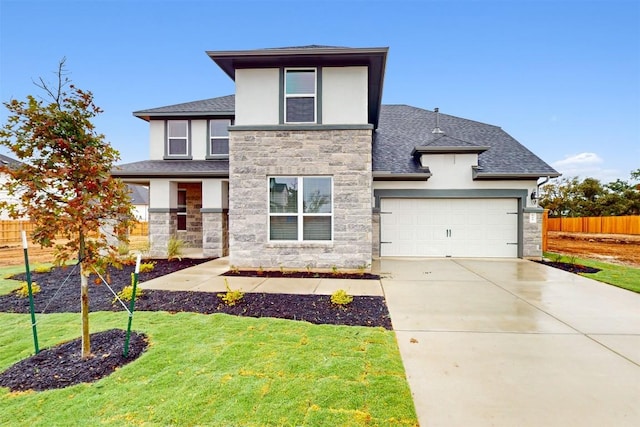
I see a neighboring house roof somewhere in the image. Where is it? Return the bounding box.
[373,105,560,179]
[113,160,228,179]
[0,153,23,168]
[127,184,149,205]
[133,95,235,121]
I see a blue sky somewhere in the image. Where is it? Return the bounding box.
[1,0,638,183]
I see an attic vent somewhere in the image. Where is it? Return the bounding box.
[432,107,444,134]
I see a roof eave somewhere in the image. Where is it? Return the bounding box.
[472,169,561,180]
[373,172,432,181]
[412,146,490,156]
[112,171,230,179]
[133,111,234,121]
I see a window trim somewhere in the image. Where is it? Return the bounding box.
[165,120,192,159]
[284,68,317,124]
[206,118,232,159]
[268,176,333,242]
[177,188,187,232]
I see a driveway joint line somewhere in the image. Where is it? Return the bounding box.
[453,259,640,368]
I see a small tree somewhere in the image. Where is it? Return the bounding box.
[0,59,136,358]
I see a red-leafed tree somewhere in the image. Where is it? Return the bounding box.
[0,59,136,358]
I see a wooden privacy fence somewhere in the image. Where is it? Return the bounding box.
[0,220,149,245]
[546,215,640,235]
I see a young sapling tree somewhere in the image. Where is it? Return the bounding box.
[0,59,136,358]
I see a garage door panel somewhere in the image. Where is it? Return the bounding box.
[380,198,518,258]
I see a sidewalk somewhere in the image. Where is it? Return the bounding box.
[139,257,383,296]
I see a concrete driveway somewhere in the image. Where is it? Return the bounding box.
[376,258,640,427]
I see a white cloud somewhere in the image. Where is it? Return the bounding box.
[552,152,621,182]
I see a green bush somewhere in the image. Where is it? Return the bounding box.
[218,278,244,306]
[33,265,52,274]
[114,273,144,303]
[330,289,353,306]
[14,281,40,298]
[138,262,155,273]
[117,242,130,256]
[167,236,184,261]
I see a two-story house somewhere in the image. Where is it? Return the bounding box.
[112,45,559,269]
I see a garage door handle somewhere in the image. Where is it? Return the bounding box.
[381,241,392,244]
[506,242,518,245]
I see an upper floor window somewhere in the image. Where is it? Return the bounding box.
[166,120,190,158]
[285,69,316,123]
[208,119,231,158]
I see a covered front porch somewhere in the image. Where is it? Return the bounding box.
[143,178,229,258]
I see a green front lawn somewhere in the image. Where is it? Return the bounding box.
[544,252,640,293]
[0,311,418,426]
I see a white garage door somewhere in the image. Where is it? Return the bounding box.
[380,198,518,257]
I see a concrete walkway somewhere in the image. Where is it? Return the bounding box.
[377,258,640,426]
[140,257,383,296]
[141,256,640,426]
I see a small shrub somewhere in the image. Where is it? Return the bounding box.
[229,264,239,274]
[117,242,130,256]
[167,236,184,261]
[568,254,577,265]
[33,265,52,274]
[114,273,144,303]
[218,278,244,306]
[331,289,353,306]
[331,265,340,276]
[356,263,371,275]
[14,281,40,298]
[551,253,563,263]
[138,262,155,273]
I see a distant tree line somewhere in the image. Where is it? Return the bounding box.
[540,169,640,218]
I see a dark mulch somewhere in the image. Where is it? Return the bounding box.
[224,269,380,280]
[0,258,391,392]
[0,329,147,392]
[536,260,601,274]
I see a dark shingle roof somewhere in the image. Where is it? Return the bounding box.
[0,154,23,168]
[125,97,557,179]
[133,95,235,119]
[373,105,559,177]
[113,160,229,178]
[127,184,149,205]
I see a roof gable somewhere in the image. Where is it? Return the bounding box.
[373,105,559,178]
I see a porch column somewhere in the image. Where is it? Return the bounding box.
[201,179,228,258]
[148,179,178,258]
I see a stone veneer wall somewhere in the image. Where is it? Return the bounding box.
[229,128,373,269]
[178,183,202,248]
[149,211,176,258]
[523,210,543,258]
[372,209,380,258]
[202,211,228,257]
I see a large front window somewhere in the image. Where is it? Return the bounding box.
[167,120,189,156]
[285,69,316,123]
[269,176,332,241]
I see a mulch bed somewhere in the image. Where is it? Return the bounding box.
[0,329,147,392]
[0,258,391,392]
[223,269,380,280]
[536,260,601,274]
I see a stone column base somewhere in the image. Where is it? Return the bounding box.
[202,210,228,258]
